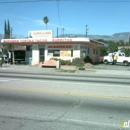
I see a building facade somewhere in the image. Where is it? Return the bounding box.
[1,30,107,65]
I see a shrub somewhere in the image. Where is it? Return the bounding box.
[84,56,92,63]
[71,58,84,67]
[50,58,71,65]
[59,59,66,65]
[50,58,58,61]
[66,60,71,65]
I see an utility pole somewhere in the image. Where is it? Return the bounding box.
[57,27,58,38]
[128,36,130,48]
[10,27,13,38]
[86,25,88,38]
[61,28,65,37]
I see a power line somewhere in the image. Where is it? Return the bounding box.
[0,0,55,4]
[0,0,130,4]
[56,0,61,31]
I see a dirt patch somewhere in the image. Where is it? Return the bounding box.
[55,69,76,73]
[60,65,76,70]
[83,63,94,68]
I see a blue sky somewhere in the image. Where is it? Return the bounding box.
[0,0,130,38]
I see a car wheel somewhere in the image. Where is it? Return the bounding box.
[104,60,108,64]
[124,61,129,66]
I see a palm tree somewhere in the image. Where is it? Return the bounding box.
[43,16,49,30]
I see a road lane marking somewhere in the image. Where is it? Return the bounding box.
[0,80,9,82]
[0,112,117,128]
[0,78,20,82]
[0,86,130,101]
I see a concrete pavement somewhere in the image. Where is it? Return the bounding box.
[0,63,130,76]
[0,64,130,130]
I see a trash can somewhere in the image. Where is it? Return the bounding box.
[29,57,32,65]
[0,56,2,67]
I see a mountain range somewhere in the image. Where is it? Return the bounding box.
[59,32,130,42]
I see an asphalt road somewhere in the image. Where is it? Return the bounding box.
[92,63,130,70]
[0,66,130,130]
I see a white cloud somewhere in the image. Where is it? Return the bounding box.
[34,20,44,26]
[34,20,77,32]
[0,13,34,26]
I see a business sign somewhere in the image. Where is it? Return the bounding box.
[2,39,47,43]
[52,38,72,42]
[47,45,73,49]
[28,30,52,38]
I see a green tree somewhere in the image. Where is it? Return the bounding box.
[100,47,108,56]
[107,40,118,53]
[118,40,125,46]
[123,48,130,57]
[4,20,7,39]
[7,19,10,38]
[3,44,14,53]
[43,16,49,30]
[3,20,13,53]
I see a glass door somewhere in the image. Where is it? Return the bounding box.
[39,48,45,62]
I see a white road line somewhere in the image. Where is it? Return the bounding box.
[0,112,118,128]
[0,78,20,82]
[0,80,9,82]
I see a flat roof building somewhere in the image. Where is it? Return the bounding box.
[1,30,107,65]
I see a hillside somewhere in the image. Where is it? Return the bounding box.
[58,32,130,42]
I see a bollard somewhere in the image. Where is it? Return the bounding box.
[56,60,60,69]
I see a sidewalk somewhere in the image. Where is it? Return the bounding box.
[0,64,130,77]
[76,68,130,76]
[0,64,56,73]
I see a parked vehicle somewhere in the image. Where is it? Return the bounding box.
[0,48,3,67]
[99,56,104,63]
[6,50,26,64]
[2,54,8,63]
[14,50,25,64]
[103,52,130,66]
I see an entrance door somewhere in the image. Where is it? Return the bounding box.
[39,48,45,62]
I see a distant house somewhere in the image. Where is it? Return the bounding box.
[118,46,130,51]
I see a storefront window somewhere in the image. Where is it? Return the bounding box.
[39,48,44,55]
[96,49,98,55]
[60,50,72,57]
[81,50,86,58]
[93,49,95,55]
[48,50,60,57]
[88,48,89,54]
[48,50,73,57]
